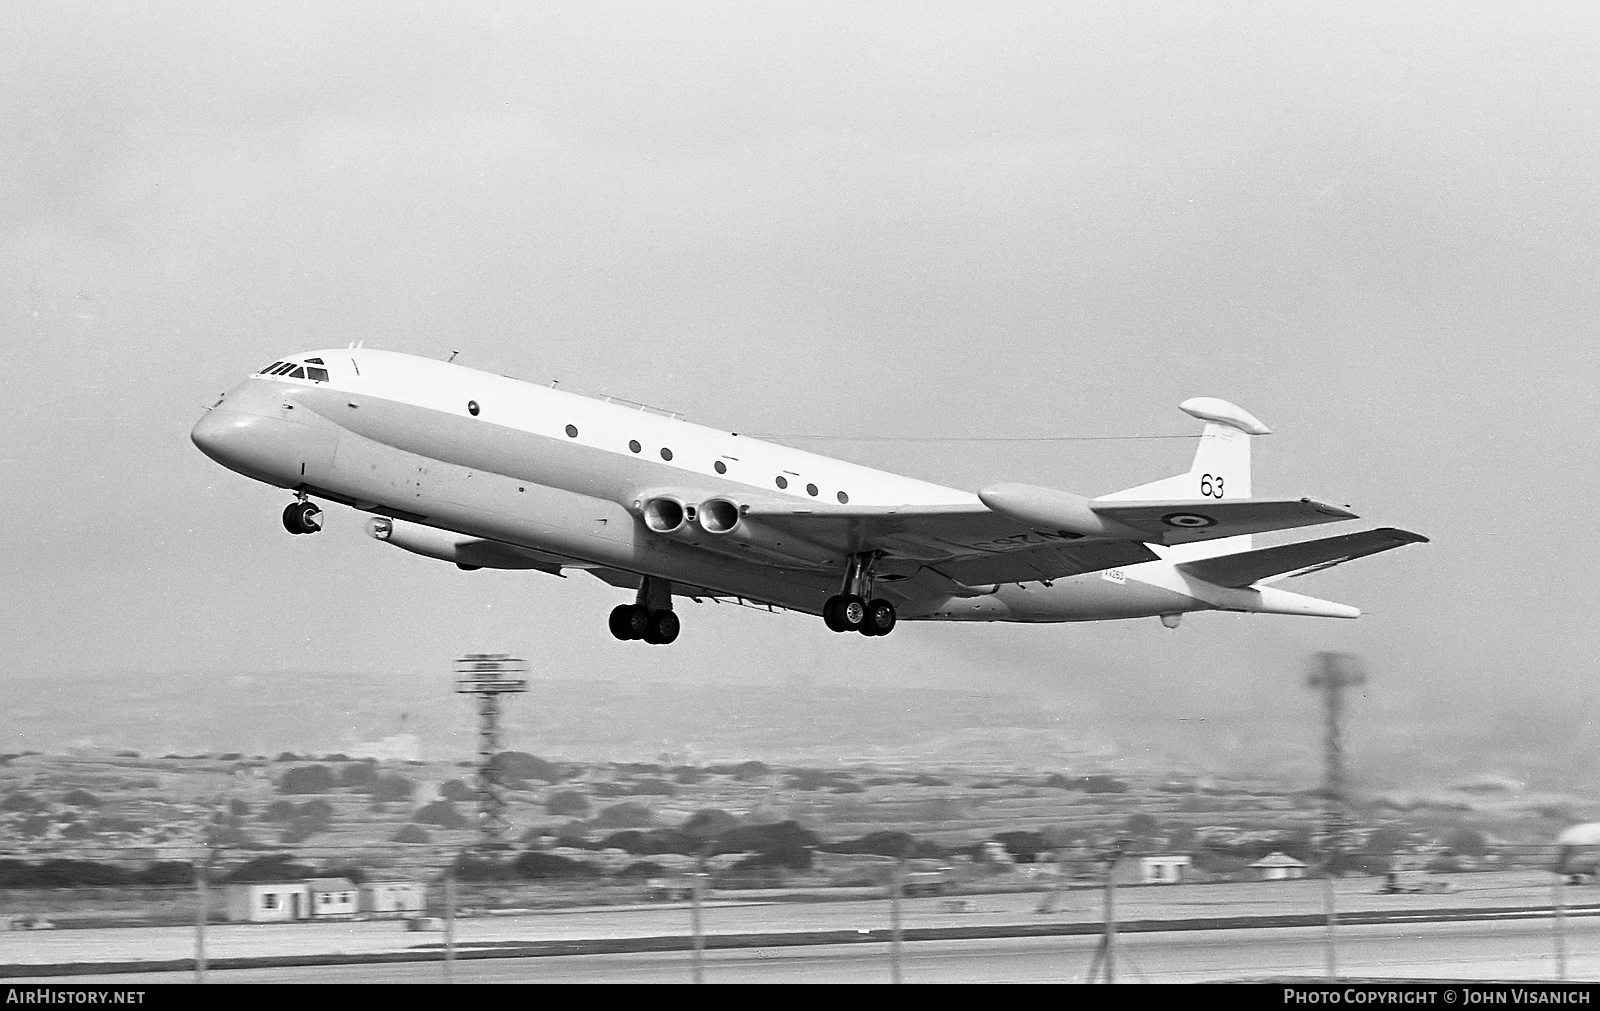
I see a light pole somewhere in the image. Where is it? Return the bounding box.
[1308,651,1366,980]
[193,802,222,984]
[453,653,529,847]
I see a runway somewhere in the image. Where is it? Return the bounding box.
[30,919,1600,984]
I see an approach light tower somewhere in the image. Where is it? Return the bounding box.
[454,653,529,846]
[1308,651,1366,858]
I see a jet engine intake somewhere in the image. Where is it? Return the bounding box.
[697,497,741,535]
[641,496,687,534]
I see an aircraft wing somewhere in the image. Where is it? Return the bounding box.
[734,500,1159,584]
[925,539,1159,586]
[1087,497,1358,545]
[634,488,1356,588]
[1177,527,1429,588]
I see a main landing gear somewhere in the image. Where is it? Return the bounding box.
[282,497,322,535]
[609,576,679,645]
[824,552,897,637]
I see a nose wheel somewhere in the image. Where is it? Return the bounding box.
[282,500,322,535]
[824,553,896,637]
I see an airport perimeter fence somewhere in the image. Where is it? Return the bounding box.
[5,840,1600,984]
[0,840,1590,925]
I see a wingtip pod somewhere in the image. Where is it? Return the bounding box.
[1179,398,1272,436]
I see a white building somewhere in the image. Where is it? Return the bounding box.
[360,880,426,916]
[1138,855,1191,884]
[307,877,359,918]
[225,882,312,922]
[1250,852,1309,880]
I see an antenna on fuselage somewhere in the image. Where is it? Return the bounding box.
[447,349,460,363]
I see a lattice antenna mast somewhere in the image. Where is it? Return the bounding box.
[454,653,528,846]
[1308,651,1366,858]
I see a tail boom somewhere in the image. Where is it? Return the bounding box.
[1192,581,1362,619]
[1132,556,1364,619]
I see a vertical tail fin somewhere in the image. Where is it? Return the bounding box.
[1098,398,1272,558]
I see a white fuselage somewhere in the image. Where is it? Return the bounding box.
[191,349,1349,624]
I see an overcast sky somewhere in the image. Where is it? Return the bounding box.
[3,3,1597,784]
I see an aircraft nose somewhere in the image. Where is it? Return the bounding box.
[190,393,339,487]
[190,408,235,465]
[190,406,278,478]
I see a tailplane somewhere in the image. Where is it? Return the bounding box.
[1177,527,1429,589]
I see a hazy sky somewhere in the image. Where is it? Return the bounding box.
[3,3,1597,783]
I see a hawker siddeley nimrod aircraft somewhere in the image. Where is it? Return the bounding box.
[191,348,1426,645]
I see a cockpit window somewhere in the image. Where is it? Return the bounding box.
[258,360,329,381]
[306,357,325,365]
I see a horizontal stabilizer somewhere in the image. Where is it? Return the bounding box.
[1089,497,1358,545]
[1177,527,1429,588]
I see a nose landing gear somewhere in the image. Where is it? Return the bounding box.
[282,499,322,535]
[609,576,680,644]
[824,552,897,637]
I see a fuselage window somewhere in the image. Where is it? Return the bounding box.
[714,461,726,475]
[660,448,673,461]
[775,476,788,489]
[565,424,578,438]
[629,440,641,454]
[806,483,818,497]
[306,367,329,382]
[287,366,306,379]
[837,491,849,504]
[468,401,480,416]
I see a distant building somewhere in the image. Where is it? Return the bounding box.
[1138,855,1191,884]
[225,882,312,922]
[1109,855,1192,885]
[306,877,359,918]
[1250,852,1308,881]
[360,880,426,916]
[978,841,1015,866]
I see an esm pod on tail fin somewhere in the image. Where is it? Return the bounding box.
[192,349,1426,643]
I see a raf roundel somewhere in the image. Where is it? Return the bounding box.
[1161,512,1216,528]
